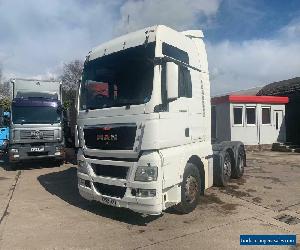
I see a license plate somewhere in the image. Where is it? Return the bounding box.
[101,196,117,207]
[31,147,45,152]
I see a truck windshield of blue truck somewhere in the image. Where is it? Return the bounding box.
[80,42,155,110]
[12,104,61,124]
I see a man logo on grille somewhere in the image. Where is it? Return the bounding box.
[31,131,44,139]
[96,134,118,141]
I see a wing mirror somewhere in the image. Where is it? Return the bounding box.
[166,62,179,101]
[57,104,64,114]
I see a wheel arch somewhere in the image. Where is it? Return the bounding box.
[187,155,205,194]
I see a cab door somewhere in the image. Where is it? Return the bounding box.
[159,64,191,148]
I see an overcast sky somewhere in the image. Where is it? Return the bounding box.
[0,0,299,94]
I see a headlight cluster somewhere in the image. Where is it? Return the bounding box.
[134,165,158,182]
[131,188,156,197]
[77,160,89,174]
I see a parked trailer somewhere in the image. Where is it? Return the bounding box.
[75,25,246,215]
[9,79,64,166]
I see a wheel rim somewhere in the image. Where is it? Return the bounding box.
[224,156,231,178]
[184,175,199,203]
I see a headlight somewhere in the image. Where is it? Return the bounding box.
[131,188,156,197]
[3,140,8,146]
[77,160,89,174]
[135,165,158,182]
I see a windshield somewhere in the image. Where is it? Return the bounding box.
[12,106,61,124]
[80,42,155,110]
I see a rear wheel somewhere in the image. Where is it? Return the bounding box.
[175,163,201,214]
[222,152,232,185]
[232,147,245,178]
[55,159,64,166]
[7,162,18,171]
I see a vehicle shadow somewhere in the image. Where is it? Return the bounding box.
[37,167,161,226]
[0,154,62,171]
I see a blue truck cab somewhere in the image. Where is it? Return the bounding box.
[0,111,10,155]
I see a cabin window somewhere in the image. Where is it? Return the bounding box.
[262,107,271,124]
[162,43,189,64]
[233,106,243,125]
[178,66,192,98]
[246,107,256,125]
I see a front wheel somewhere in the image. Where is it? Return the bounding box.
[175,163,201,214]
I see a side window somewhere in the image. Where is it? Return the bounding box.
[246,107,256,125]
[262,107,271,124]
[275,112,279,130]
[233,106,243,125]
[178,66,192,98]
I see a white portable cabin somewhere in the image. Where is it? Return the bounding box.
[211,95,289,145]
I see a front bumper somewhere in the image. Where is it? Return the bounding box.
[77,152,163,215]
[9,142,64,162]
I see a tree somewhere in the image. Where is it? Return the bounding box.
[0,97,11,112]
[61,60,83,91]
[60,60,84,108]
[0,65,11,111]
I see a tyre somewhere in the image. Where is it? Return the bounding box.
[222,151,232,186]
[55,159,64,166]
[175,163,201,214]
[231,147,245,179]
[214,151,232,187]
[7,162,17,171]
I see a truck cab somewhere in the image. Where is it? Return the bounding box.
[9,79,64,164]
[76,25,245,215]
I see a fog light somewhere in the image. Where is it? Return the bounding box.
[84,180,91,188]
[132,188,156,197]
[78,178,91,189]
[10,148,18,154]
[78,178,85,186]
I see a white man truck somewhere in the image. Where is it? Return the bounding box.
[76,25,246,215]
[9,79,64,166]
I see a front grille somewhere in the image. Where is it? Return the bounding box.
[91,163,128,179]
[93,183,126,198]
[20,130,54,140]
[83,125,137,150]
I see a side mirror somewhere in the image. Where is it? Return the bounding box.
[57,105,63,114]
[3,117,10,127]
[166,62,179,101]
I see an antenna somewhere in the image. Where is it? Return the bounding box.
[126,14,130,34]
